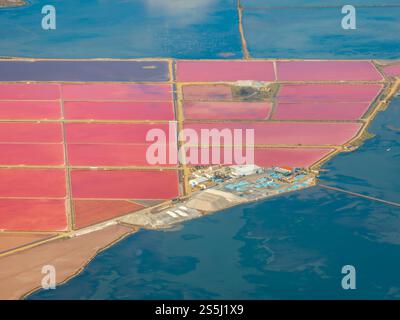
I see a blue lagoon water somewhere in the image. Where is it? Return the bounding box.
[1,0,399,59]
[2,0,399,300]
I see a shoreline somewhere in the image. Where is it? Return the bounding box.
[1,166,317,300]
[24,181,316,300]
[120,167,317,230]
[310,77,400,171]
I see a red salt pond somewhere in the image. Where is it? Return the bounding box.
[0,123,62,143]
[185,122,362,146]
[71,169,179,199]
[177,60,275,82]
[73,200,144,229]
[0,199,67,231]
[62,83,173,101]
[64,101,174,121]
[278,84,383,103]
[0,169,66,198]
[0,144,64,166]
[273,102,371,121]
[68,144,174,167]
[65,123,171,144]
[182,85,233,101]
[277,60,383,81]
[254,148,334,168]
[184,101,271,120]
[382,63,400,77]
[0,101,61,120]
[0,84,60,100]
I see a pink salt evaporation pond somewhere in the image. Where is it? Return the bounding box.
[0,168,66,198]
[68,144,175,167]
[64,101,174,121]
[0,101,61,120]
[273,102,371,121]
[182,146,333,168]
[254,148,334,168]
[65,123,171,144]
[71,169,179,199]
[184,101,272,120]
[0,83,60,100]
[0,199,67,231]
[185,122,363,146]
[177,60,275,82]
[278,84,383,103]
[62,83,172,101]
[277,60,383,81]
[0,144,64,166]
[0,123,62,143]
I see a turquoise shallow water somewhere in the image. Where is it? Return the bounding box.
[0,0,242,59]
[2,0,399,300]
[244,6,400,59]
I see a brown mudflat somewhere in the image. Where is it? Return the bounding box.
[0,0,26,8]
[0,224,133,300]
